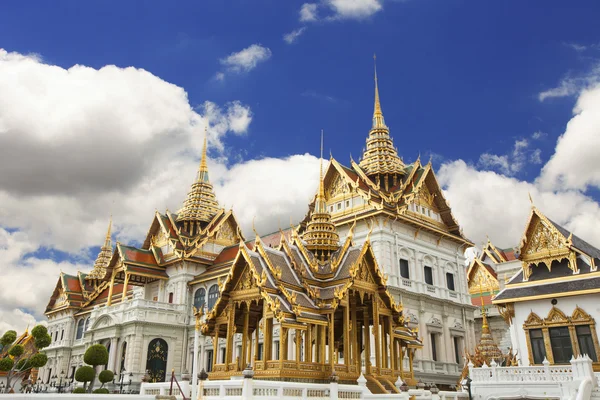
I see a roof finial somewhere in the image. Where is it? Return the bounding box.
[106,214,113,240]
[199,124,209,181]
[372,53,385,129]
[528,192,534,206]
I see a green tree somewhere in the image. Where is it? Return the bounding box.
[75,365,95,391]
[98,370,114,389]
[80,344,111,393]
[0,326,51,392]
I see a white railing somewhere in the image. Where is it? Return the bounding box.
[470,356,597,400]
[91,298,188,327]
[140,380,190,397]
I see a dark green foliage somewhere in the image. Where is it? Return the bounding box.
[75,366,95,383]
[98,370,114,384]
[34,334,52,350]
[0,331,17,347]
[30,325,48,338]
[15,358,28,371]
[29,353,48,368]
[83,344,108,366]
[8,344,24,357]
[73,387,87,393]
[93,388,109,394]
[0,357,14,372]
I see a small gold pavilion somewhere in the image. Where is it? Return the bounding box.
[197,141,422,392]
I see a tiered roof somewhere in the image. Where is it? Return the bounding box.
[86,218,113,281]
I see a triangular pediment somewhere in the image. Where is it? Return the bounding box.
[467,259,499,294]
[524,311,544,326]
[323,159,361,201]
[520,210,569,259]
[546,307,568,324]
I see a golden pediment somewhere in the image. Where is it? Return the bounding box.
[468,263,499,294]
[215,220,236,244]
[327,174,351,200]
[415,184,437,210]
[524,219,565,256]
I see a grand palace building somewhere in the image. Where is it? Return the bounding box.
[39,65,477,392]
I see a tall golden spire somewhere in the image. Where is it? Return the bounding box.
[87,217,113,280]
[176,125,221,234]
[372,54,386,129]
[302,130,339,260]
[358,55,404,190]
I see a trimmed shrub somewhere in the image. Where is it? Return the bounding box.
[93,388,110,394]
[83,344,109,366]
[0,357,14,372]
[29,353,48,368]
[0,331,16,347]
[30,325,48,338]
[75,366,95,383]
[8,344,24,357]
[98,370,114,384]
[73,387,87,393]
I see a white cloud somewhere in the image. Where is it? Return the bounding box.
[532,130,546,140]
[298,0,382,23]
[220,44,272,73]
[478,138,540,176]
[327,0,383,19]
[438,160,600,249]
[538,83,600,191]
[539,63,600,101]
[300,3,318,22]
[284,27,307,44]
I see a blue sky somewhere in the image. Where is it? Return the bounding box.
[3,1,598,168]
[2,0,600,332]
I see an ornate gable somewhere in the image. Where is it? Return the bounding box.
[467,259,499,295]
[522,217,566,257]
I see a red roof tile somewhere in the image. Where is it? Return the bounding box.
[213,245,240,265]
[120,245,158,266]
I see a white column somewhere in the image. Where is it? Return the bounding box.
[191,325,199,400]
[108,338,118,372]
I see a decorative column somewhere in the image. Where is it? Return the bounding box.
[363,308,371,374]
[329,314,335,367]
[343,304,350,366]
[225,303,237,368]
[241,305,250,368]
[254,323,260,363]
[296,330,302,366]
[351,295,359,368]
[382,316,388,369]
[121,273,130,302]
[106,273,116,306]
[191,314,200,400]
[213,324,219,369]
[280,327,288,365]
[264,316,273,361]
[320,325,326,365]
[373,298,381,372]
[305,325,312,363]
[108,338,118,371]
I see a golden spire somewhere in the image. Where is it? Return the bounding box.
[302,130,340,260]
[176,125,221,232]
[372,54,386,129]
[87,217,113,280]
[358,55,404,188]
[475,284,502,362]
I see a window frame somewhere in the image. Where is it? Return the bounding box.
[446,272,455,291]
[424,266,434,286]
[399,258,410,280]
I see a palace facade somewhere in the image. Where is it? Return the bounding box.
[39,64,476,392]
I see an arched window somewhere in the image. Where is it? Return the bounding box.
[207,285,219,310]
[75,319,85,340]
[193,288,206,310]
[146,339,168,382]
[84,317,90,332]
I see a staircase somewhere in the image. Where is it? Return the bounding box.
[364,374,399,394]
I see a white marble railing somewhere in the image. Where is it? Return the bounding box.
[470,356,597,400]
[91,299,188,326]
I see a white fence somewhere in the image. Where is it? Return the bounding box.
[469,355,598,400]
[140,374,469,400]
[0,395,154,400]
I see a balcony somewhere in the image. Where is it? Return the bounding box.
[90,299,188,327]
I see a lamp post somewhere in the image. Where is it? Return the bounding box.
[35,377,42,393]
[0,381,5,393]
[461,377,472,400]
[56,370,65,393]
[192,304,207,400]
[118,369,127,393]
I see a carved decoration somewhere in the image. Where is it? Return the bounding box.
[468,262,500,294]
[216,221,236,243]
[328,175,350,200]
[525,220,564,255]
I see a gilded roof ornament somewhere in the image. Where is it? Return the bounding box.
[86,217,113,280]
[302,131,340,260]
[176,125,221,231]
[358,55,404,184]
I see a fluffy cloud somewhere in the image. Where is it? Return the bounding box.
[220,44,272,73]
[538,63,600,101]
[439,160,600,248]
[283,27,307,44]
[478,138,541,176]
[538,84,600,191]
[300,3,318,22]
[298,0,382,22]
